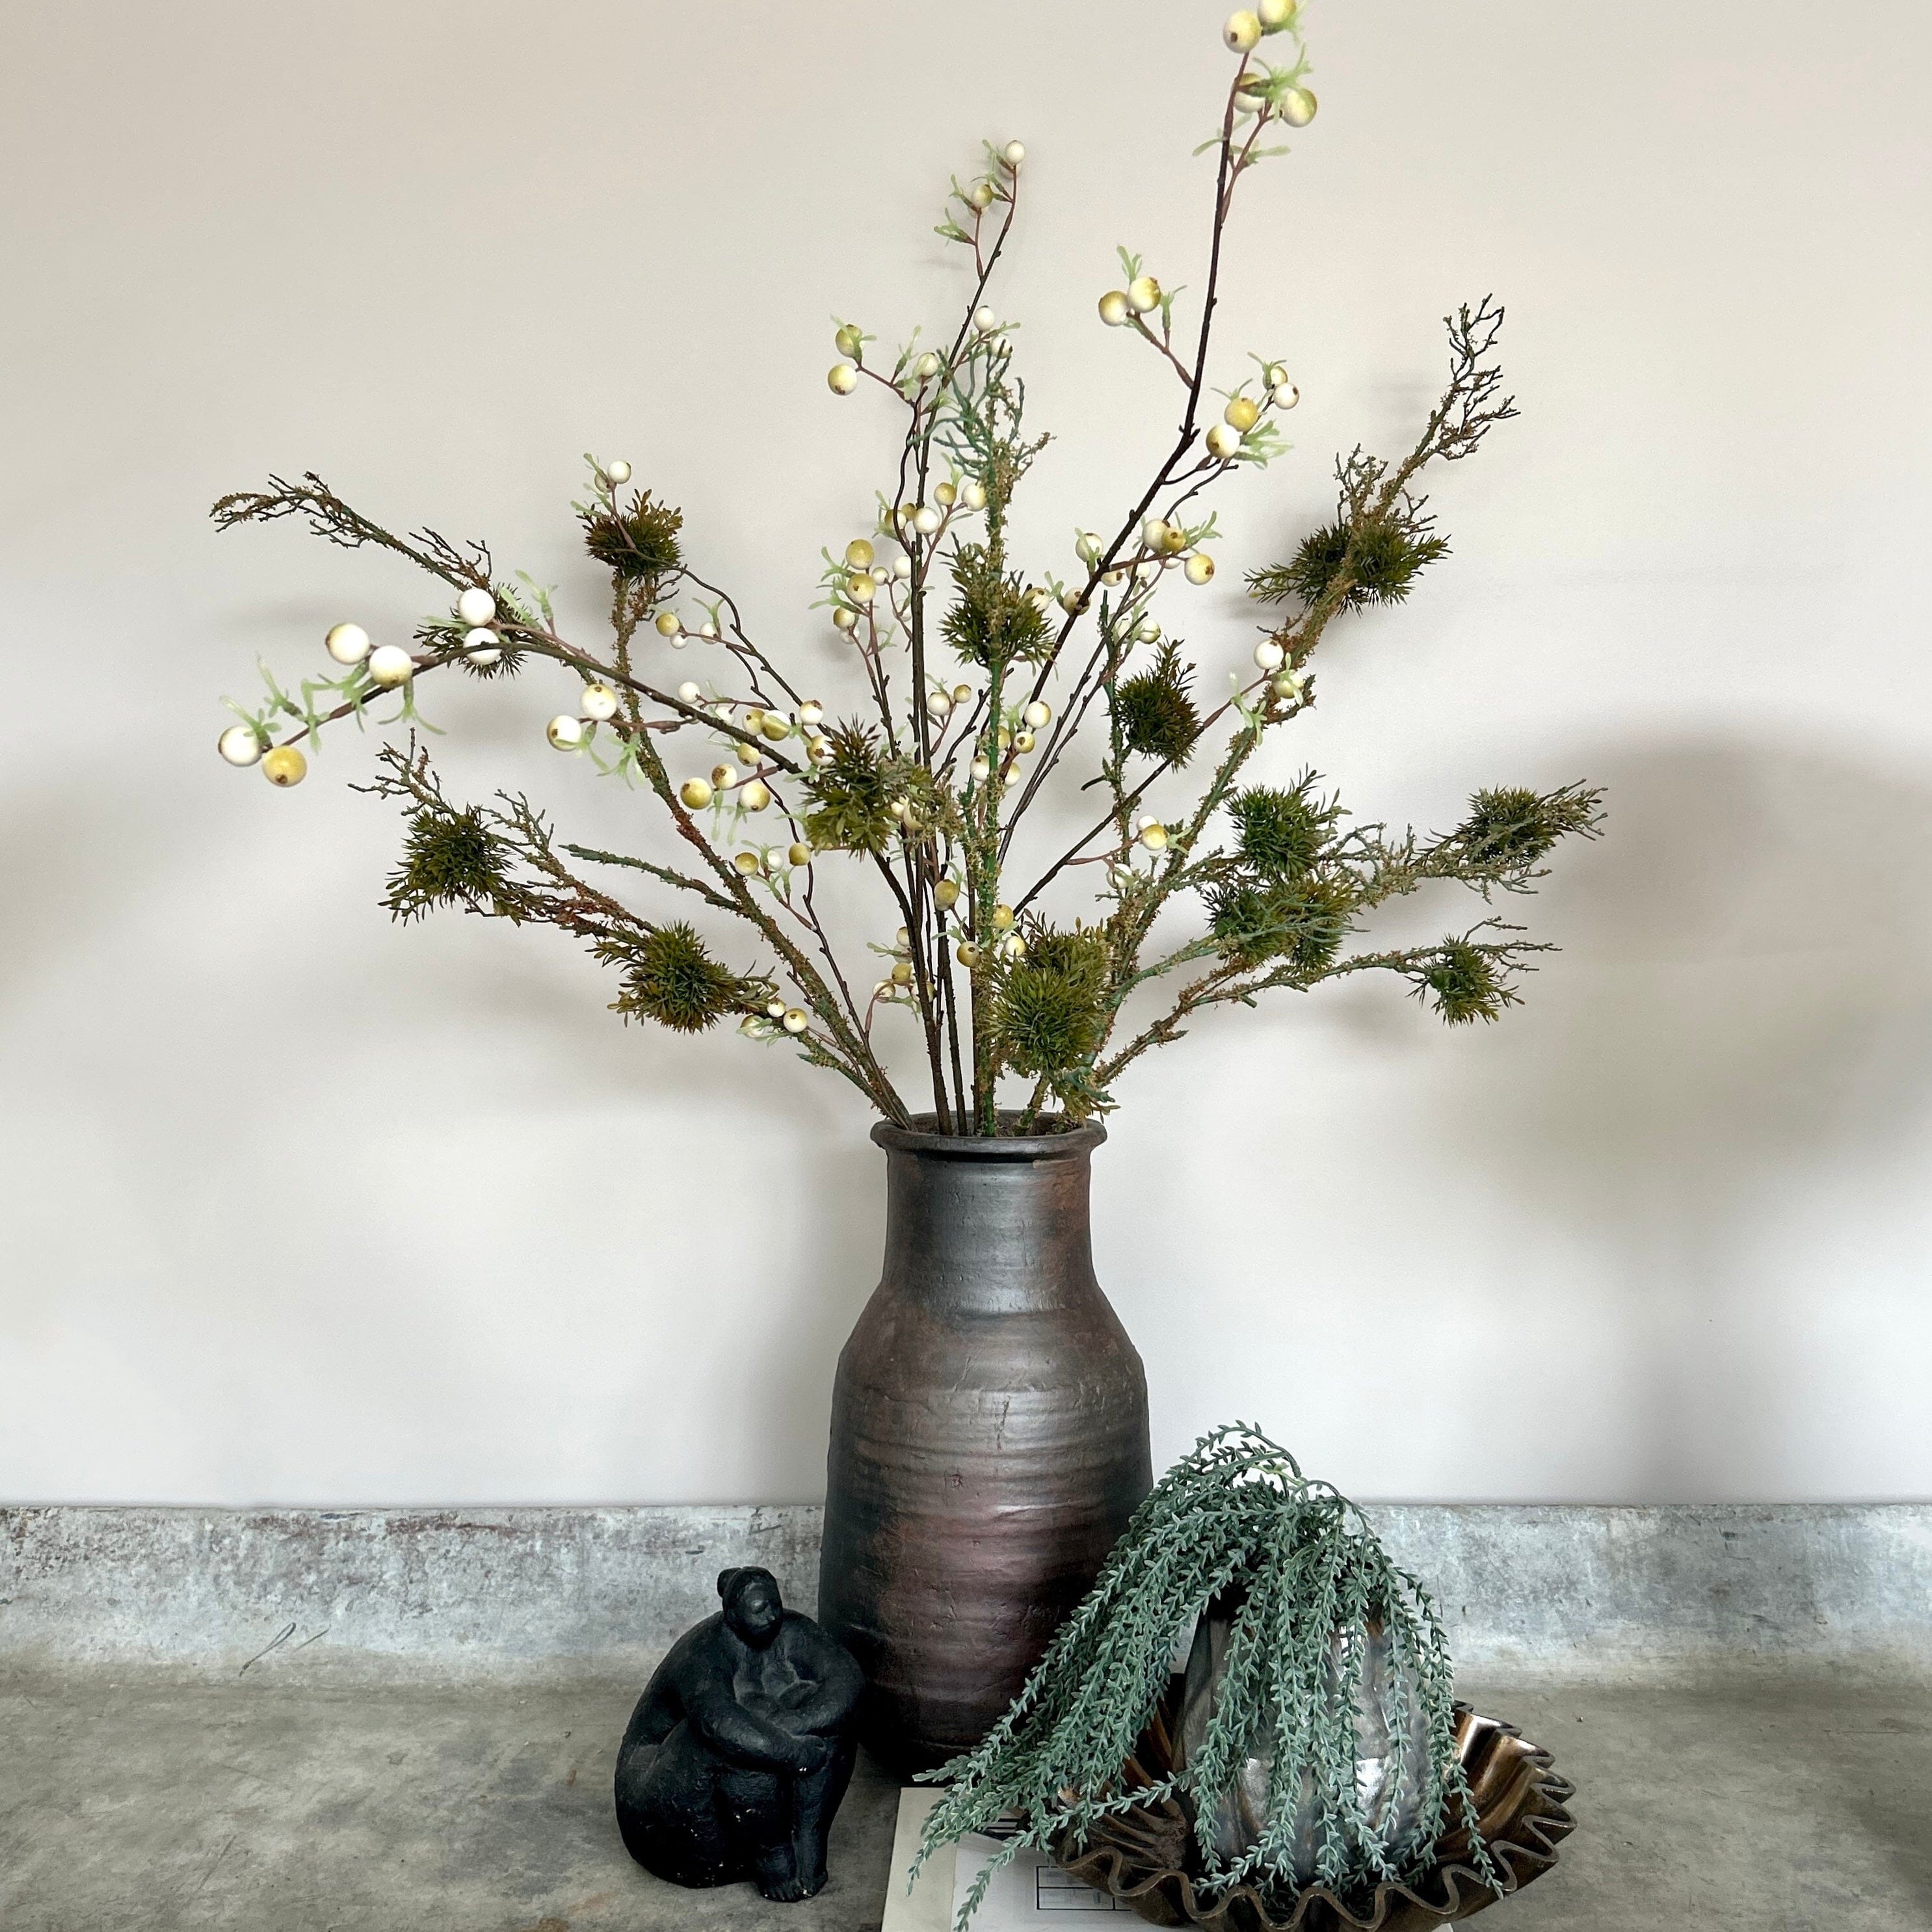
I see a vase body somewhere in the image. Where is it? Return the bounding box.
[818,1117,1152,1774]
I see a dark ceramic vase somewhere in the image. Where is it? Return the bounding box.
[817,1115,1152,1774]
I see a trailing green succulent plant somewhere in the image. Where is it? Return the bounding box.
[916,1424,1501,1929]
[210,1,1600,1135]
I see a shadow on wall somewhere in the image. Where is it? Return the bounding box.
[1429,729,1932,1494]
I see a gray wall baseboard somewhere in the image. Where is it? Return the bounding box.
[3,1503,1927,1682]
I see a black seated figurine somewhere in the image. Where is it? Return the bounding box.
[614,1565,866,1903]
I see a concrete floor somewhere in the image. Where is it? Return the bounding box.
[1,1667,1927,1931]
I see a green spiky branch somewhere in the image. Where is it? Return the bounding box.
[212,5,1598,1139]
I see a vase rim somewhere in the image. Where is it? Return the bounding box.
[871,1112,1106,1161]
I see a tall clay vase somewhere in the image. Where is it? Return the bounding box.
[818,1115,1152,1775]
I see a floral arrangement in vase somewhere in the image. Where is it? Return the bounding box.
[209,0,1600,1140]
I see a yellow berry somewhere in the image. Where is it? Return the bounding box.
[680,777,714,809]
[1098,290,1131,327]
[835,324,863,357]
[655,611,681,636]
[828,362,859,394]
[891,960,914,986]
[261,745,307,787]
[934,879,961,910]
[1279,86,1317,126]
[734,851,761,875]
[1224,396,1261,432]
[788,841,813,867]
[1126,276,1162,314]
[934,482,957,507]
[991,904,1016,932]
[845,538,875,570]
[741,780,772,812]
[762,714,791,741]
[1224,10,1262,51]
[1185,552,1217,585]
[956,941,981,968]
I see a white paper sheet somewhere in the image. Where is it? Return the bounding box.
[881,1788,1131,1931]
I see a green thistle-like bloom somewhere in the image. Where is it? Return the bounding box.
[1115,642,1202,765]
[383,809,507,921]
[615,923,743,1033]
[941,544,1052,668]
[580,491,684,583]
[1208,875,1352,974]
[1248,516,1449,613]
[1416,936,1510,1024]
[1227,781,1331,879]
[1455,784,1599,869]
[801,723,895,854]
[994,923,1110,1085]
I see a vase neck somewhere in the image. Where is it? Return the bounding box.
[879,1141,1099,1313]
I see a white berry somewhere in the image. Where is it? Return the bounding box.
[1254,640,1286,670]
[1224,10,1262,52]
[603,458,632,484]
[912,505,942,535]
[782,1008,809,1034]
[456,587,496,628]
[1002,140,1025,166]
[1278,87,1317,126]
[367,644,414,687]
[547,715,587,750]
[828,362,859,394]
[973,306,998,331]
[464,626,501,666]
[962,481,988,510]
[1023,700,1051,728]
[324,622,370,665]
[799,700,824,727]
[581,683,618,721]
[677,681,702,704]
[1272,380,1301,408]
[1185,553,1215,585]
[217,725,262,767]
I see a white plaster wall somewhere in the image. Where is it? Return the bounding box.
[3,0,1928,1505]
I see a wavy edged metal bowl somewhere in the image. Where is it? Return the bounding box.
[1054,1702,1576,1931]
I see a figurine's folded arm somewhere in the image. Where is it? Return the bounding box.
[787,1639,867,1737]
[685,1676,821,1773]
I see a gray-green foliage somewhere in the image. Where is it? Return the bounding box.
[916,1426,1499,1929]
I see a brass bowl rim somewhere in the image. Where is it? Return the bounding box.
[1053,1706,1576,1931]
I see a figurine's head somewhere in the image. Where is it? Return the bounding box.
[717,1566,784,1648]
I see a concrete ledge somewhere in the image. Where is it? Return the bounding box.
[3,1503,1927,1680]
